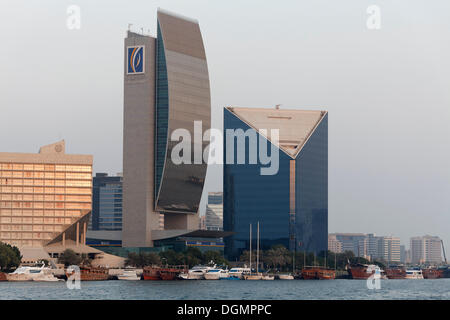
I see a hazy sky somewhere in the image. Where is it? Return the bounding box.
[1,0,449,252]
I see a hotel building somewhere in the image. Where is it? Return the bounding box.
[223,107,328,259]
[0,141,92,256]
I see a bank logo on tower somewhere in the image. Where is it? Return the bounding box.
[127,46,145,74]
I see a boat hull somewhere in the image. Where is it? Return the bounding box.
[204,274,220,280]
[278,275,294,280]
[66,267,109,281]
[302,267,336,280]
[422,269,443,279]
[385,268,406,280]
[6,274,33,282]
[243,274,262,280]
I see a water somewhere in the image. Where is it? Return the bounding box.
[0,279,449,300]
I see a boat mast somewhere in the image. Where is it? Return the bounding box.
[334,251,337,271]
[249,224,252,273]
[257,221,259,274]
[441,239,448,265]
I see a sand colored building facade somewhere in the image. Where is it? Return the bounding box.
[0,140,92,249]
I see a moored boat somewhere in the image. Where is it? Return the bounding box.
[347,263,382,280]
[66,266,109,281]
[278,274,294,280]
[179,265,214,280]
[143,265,187,280]
[6,263,47,282]
[301,266,336,280]
[204,268,229,280]
[261,274,275,280]
[405,268,424,279]
[160,266,187,280]
[422,267,443,279]
[243,273,262,280]
[227,267,250,280]
[438,266,450,278]
[317,268,336,280]
[301,266,318,280]
[385,266,406,279]
[118,269,140,281]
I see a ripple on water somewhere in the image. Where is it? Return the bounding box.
[0,279,449,300]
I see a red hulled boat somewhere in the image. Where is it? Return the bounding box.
[422,268,443,279]
[347,263,382,280]
[385,266,406,279]
[143,265,187,280]
[301,266,335,280]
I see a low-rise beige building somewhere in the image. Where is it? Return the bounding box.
[0,141,96,262]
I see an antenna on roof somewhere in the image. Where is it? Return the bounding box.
[140,27,144,34]
[128,23,133,31]
[275,104,282,110]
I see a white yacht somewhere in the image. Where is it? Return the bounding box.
[228,267,251,280]
[7,263,61,282]
[179,265,216,280]
[405,268,424,279]
[278,274,294,280]
[117,269,140,281]
[204,268,229,280]
[33,269,63,282]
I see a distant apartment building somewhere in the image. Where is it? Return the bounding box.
[377,236,401,263]
[328,234,343,253]
[90,173,123,231]
[410,235,442,264]
[329,233,401,262]
[205,192,223,231]
[329,233,367,257]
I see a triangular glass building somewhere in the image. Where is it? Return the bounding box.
[223,107,328,259]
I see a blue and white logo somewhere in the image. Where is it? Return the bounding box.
[127,46,145,74]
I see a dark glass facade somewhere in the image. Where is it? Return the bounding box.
[91,173,123,231]
[223,109,328,260]
[295,113,328,254]
[155,22,169,201]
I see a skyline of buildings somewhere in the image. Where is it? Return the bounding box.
[224,107,328,259]
[0,7,446,266]
[328,233,444,264]
[328,233,401,263]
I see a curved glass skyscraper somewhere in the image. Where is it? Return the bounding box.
[123,10,210,247]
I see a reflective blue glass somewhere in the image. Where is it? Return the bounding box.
[223,109,290,259]
[223,109,328,260]
[155,22,169,201]
[295,113,328,254]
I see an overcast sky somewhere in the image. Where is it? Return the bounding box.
[1,0,449,252]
